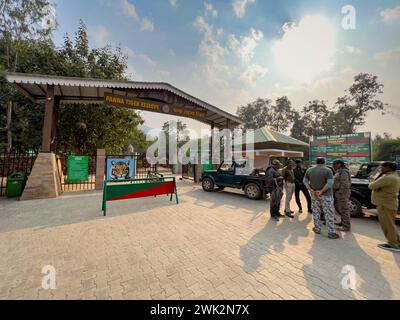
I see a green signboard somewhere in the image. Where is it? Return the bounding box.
[310,132,372,167]
[67,155,89,182]
[396,155,400,169]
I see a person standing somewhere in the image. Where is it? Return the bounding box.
[368,162,400,252]
[282,160,296,218]
[294,159,312,214]
[332,160,352,232]
[266,160,285,221]
[303,157,339,239]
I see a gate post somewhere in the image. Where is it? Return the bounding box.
[95,149,106,191]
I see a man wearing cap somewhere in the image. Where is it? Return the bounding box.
[266,159,285,221]
[282,159,296,218]
[369,162,400,252]
[332,159,352,232]
[303,157,339,239]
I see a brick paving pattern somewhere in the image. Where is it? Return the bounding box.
[0,180,399,300]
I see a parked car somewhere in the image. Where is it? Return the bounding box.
[201,160,268,200]
[349,163,400,217]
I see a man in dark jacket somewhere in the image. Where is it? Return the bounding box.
[294,159,312,213]
[266,160,284,221]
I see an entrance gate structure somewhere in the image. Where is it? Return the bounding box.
[3,72,242,200]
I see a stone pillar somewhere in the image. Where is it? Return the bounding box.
[20,152,61,200]
[95,149,106,191]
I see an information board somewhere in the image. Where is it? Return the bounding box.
[67,155,89,182]
[310,132,372,166]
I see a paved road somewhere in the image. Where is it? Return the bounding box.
[0,180,399,300]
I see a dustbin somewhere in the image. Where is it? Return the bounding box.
[6,172,27,198]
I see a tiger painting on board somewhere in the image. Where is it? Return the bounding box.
[110,161,131,180]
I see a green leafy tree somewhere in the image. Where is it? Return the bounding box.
[236,98,272,130]
[1,13,147,154]
[270,96,296,132]
[334,73,386,133]
[237,96,295,132]
[373,133,400,161]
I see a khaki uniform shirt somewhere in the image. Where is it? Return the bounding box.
[333,168,351,198]
[368,172,400,210]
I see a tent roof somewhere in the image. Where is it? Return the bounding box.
[3,72,243,129]
[234,127,309,147]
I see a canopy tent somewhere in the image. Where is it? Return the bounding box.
[233,127,309,169]
[234,126,309,149]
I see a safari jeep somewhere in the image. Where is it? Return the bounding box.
[200,160,268,200]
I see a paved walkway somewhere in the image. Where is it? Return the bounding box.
[0,180,399,300]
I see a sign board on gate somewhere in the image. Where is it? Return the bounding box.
[310,132,372,167]
[67,155,89,182]
[106,157,135,181]
[395,155,400,169]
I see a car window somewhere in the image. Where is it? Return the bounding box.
[219,163,234,172]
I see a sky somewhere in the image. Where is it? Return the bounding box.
[51,0,400,137]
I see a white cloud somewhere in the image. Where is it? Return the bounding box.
[88,25,110,46]
[139,54,158,66]
[272,15,336,83]
[140,17,154,32]
[239,64,268,86]
[374,48,400,62]
[205,2,218,17]
[169,0,177,7]
[193,16,226,62]
[120,0,139,21]
[120,0,154,32]
[228,28,263,63]
[380,6,400,23]
[232,0,255,18]
[345,46,362,55]
[122,46,135,58]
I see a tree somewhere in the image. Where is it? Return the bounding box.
[0,16,147,154]
[236,96,295,132]
[334,73,386,133]
[290,73,387,140]
[269,96,296,132]
[236,98,272,130]
[373,134,400,161]
[0,0,54,150]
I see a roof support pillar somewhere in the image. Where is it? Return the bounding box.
[42,85,55,152]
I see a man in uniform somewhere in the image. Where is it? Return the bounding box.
[266,160,285,221]
[282,159,296,218]
[303,157,339,239]
[369,162,400,252]
[332,160,352,232]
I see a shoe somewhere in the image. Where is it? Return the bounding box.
[285,212,294,218]
[338,226,351,232]
[328,233,340,239]
[299,209,303,213]
[277,213,285,218]
[335,222,343,226]
[312,227,321,235]
[377,243,400,252]
[272,216,280,221]
[323,221,326,226]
